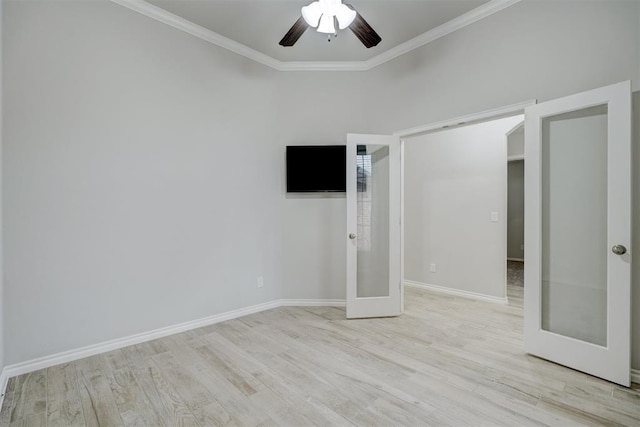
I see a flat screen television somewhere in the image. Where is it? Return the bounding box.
[286,145,346,193]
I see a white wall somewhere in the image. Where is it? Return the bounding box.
[3,0,284,364]
[404,116,521,299]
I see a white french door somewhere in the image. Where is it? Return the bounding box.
[524,81,632,386]
[346,134,403,319]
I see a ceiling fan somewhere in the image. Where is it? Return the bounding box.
[279,0,381,48]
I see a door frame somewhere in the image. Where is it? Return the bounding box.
[393,100,536,139]
[394,99,536,301]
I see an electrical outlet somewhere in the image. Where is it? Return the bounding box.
[520,244,524,251]
[491,211,499,222]
[430,264,437,273]
[257,276,264,288]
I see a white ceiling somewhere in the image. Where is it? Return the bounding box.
[144,0,490,62]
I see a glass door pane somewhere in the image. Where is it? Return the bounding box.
[356,144,390,298]
[541,105,608,346]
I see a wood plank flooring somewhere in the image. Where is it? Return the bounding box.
[2,281,639,426]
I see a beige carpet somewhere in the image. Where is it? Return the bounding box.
[507,260,524,287]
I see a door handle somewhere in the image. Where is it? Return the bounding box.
[349,233,357,240]
[612,244,627,255]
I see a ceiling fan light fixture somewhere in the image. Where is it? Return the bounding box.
[281,0,381,48]
[335,4,356,29]
[302,0,354,33]
[301,2,322,27]
[316,13,336,34]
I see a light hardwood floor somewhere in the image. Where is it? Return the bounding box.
[1,282,639,426]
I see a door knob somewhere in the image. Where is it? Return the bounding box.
[349,233,357,240]
[612,244,627,255]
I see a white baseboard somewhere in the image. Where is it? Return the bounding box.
[404,280,508,305]
[632,369,640,385]
[280,299,346,307]
[0,297,345,390]
[507,257,524,262]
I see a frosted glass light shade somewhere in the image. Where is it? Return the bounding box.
[301,2,322,27]
[335,4,356,29]
[317,14,336,34]
[302,0,353,34]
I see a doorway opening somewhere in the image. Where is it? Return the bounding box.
[507,122,525,305]
[401,114,524,305]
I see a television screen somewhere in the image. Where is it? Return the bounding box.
[286,145,346,192]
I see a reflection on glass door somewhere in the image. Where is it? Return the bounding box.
[346,133,402,319]
[356,145,390,298]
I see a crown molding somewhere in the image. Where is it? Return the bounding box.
[110,0,521,72]
[278,61,370,72]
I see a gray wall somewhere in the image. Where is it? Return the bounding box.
[508,126,524,158]
[2,0,367,364]
[278,72,367,301]
[361,0,639,133]
[507,160,524,260]
[3,0,640,373]
[3,0,287,364]
[359,0,640,370]
[404,116,522,299]
[280,1,640,303]
[507,124,525,262]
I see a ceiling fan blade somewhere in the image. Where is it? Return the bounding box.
[346,6,381,48]
[279,16,308,47]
